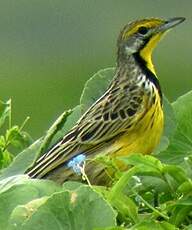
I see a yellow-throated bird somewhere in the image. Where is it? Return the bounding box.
[27,17,185,185]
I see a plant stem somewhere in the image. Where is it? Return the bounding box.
[132,190,169,220]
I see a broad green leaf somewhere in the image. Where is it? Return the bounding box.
[0,178,61,230]
[155,136,170,155]
[8,196,48,230]
[163,96,177,139]
[0,99,11,128]
[62,181,84,190]
[0,175,28,193]
[80,68,115,112]
[8,185,117,230]
[157,91,192,164]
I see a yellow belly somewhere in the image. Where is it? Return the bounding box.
[86,101,164,185]
[113,101,164,157]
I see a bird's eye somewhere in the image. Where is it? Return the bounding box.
[138,26,149,35]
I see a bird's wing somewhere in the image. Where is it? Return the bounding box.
[27,81,147,178]
[74,84,145,144]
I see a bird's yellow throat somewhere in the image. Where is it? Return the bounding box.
[139,33,164,76]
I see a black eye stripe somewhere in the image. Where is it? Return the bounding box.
[138,26,148,35]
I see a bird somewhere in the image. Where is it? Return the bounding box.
[26,17,185,185]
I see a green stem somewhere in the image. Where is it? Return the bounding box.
[19,116,30,131]
[132,190,169,220]
[8,99,12,129]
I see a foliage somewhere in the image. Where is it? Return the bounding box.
[0,68,192,229]
[0,99,32,171]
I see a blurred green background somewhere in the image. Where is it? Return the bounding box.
[0,0,191,138]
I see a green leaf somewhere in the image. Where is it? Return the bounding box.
[8,196,49,230]
[0,99,11,128]
[6,126,32,150]
[128,221,176,230]
[111,193,138,224]
[177,181,192,194]
[157,91,192,164]
[163,165,189,184]
[120,154,163,175]
[51,68,115,149]
[0,135,5,148]
[2,67,192,229]
[0,149,13,169]
[0,178,61,229]
[0,107,80,180]
[38,109,72,156]
[35,68,116,160]
[80,68,115,112]
[50,105,82,146]
[0,174,28,193]
[62,181,84,191]
[0,139,43,179]
[183,155,192,178]
[169,205,192,226]
[163,96,177,139]
[7,185,117,230]
[136,175,170,194]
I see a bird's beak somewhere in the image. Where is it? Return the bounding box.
[156,17,185,33]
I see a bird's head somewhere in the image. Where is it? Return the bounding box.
[117,17,185,74]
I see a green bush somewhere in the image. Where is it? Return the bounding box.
[0,68,192,230]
